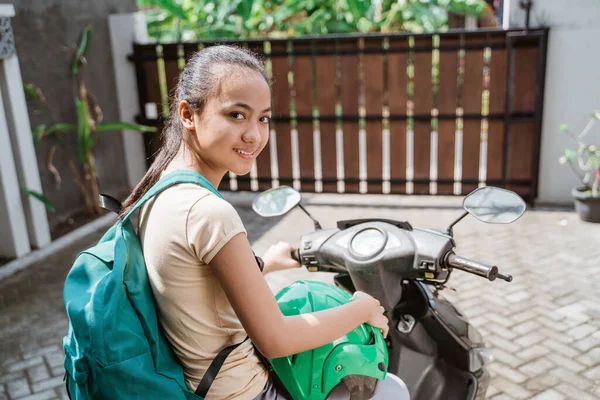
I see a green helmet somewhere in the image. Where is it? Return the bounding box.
[270,280,388,400]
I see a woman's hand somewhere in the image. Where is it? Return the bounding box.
[262,241,301,274]
[352,291,389,338]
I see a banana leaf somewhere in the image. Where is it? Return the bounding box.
[32,125,46,146]
[72,25,93,75]
[75,98,91,164]
[95,121,157,133]
[23,83,43,101]
[25,189,56,213]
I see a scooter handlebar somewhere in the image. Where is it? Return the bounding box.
[291,249,300,263]
[445,252,512,282]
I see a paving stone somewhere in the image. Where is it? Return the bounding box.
[7,378,30,398]
[17,390,58,400]
[518,357,555,376]
[584,365,600,381]
[550,368,593,391]
[492,348,524,369]
[514,331,545,347]
[512,320,542,336]
[541,339,581,359]
[544,353,586,373]
[516,345,550,362]
[0,371,26,385]
[524,374,561,392]
[529,389,565,400]
[553,383,599,400]
[486,384,501,397]
[490,377,532,399]
[489,362,528,384]
[6,357,44,374]
[487,335,521,354]
[573,336,600,353]
[43,352,63,369]
[22,346,61,360]
[490,394,514,400]
[567,324,598,340]
[31,376,64,394]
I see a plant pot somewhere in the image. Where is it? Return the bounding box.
[572,187,600,223]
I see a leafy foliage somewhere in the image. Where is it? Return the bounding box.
[138,0,488,42]
[559,111,600,197]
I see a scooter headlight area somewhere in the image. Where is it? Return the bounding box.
[469,346,494,372]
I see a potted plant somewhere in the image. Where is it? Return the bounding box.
[559,111,600,223]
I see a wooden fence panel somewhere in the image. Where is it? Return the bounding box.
[461,36,485,193]
[412,37,433,194]
[315,40,338,192]
[487,45,508,183]
[364,38,384,193]
[293,41,316,192]
[339,39,361,193]
[388,38,408,194]
[270,42,293,187]
[437,37,460,194]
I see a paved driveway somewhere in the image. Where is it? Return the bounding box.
[1,194,599,399]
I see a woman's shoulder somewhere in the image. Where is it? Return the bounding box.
[141,183,236,226]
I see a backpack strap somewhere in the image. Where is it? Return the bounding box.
[122,169,222,223]
[195,337,250,398]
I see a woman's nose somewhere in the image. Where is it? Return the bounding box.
[242,124,261,144]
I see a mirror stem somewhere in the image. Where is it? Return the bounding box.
[298,204,322,230]
[445,211,469,236]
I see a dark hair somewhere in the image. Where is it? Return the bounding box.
[119,44,268,219]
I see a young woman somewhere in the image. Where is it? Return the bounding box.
[120,45,389,399]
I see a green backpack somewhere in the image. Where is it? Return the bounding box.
[62,170,247,399]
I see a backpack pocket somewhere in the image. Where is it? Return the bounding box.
[93,351,193,399]
[63,335,92,400]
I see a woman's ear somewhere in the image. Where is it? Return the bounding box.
[179,100,195,131]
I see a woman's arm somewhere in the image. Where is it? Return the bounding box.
[210,232,387,359]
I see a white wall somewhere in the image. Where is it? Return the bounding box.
[505,0,600,205]
[109,11,150,190]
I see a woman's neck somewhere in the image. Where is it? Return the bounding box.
[165,145,225,188]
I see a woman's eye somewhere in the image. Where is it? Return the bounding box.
[260,116,271,124]
[231,112,245,120]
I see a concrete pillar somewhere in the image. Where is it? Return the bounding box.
[108,11,150,190]
[0,44,51,250]
[0,4,32,258]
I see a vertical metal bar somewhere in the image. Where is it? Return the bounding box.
[130,45,153,166]
[501,34,515,189]
[530,29,549,202]
[132,45,149,123]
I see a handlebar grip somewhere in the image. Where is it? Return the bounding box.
[445,253,499,281]
[291,249,300,262]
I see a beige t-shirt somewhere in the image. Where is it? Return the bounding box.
[138,179,269,399]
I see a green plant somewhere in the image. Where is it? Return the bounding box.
[559,111,600,197]
[139,0,487,42]
[25,25,156,216]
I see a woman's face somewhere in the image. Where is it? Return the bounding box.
[185,68,271,181]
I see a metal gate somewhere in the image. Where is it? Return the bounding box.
[130,28,548,202]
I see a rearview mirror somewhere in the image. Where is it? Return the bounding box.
[463,187,526,224]
[252,186,301,217]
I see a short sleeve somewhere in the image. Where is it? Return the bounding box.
[186,194,247,264]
